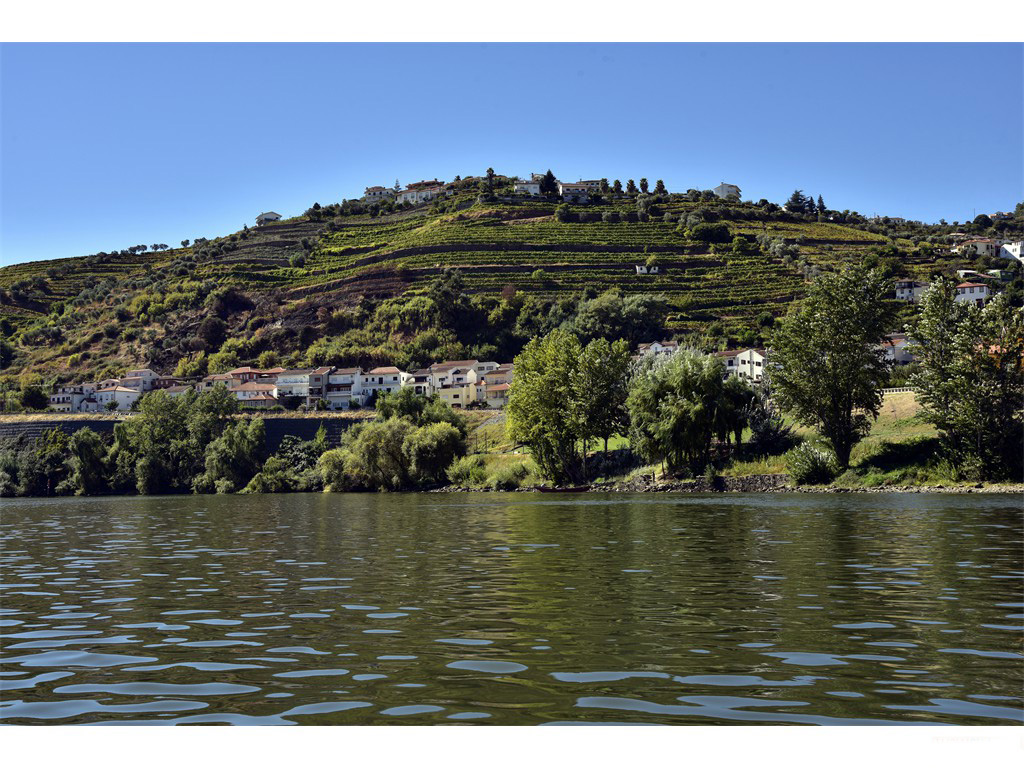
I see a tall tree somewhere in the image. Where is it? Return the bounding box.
[486,167,495,191]
[626,179,638,196]
[908,281,1024,480]
[539,169,558,196]
[639,178,649,194]
[507,329,587,484]
[769,265,895,468]
[816,195,826,214]
[574,338,632,457]
[654,179,667,195]
[612,179,623,195]
[786,189,808,213]
[599,178,610,193]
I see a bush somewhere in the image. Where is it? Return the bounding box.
[447,454,488,487]
[785,443,840,485]
[554,204,571,223]
[489,463,528,490]
[687,222,732,244]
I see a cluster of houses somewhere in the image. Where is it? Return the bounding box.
[952,237,1023,263]
[894,266,1016,307]
[49,360,516,414]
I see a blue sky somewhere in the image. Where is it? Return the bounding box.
[1,42,1021,266]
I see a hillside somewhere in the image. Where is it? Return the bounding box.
[1,181,1021,390]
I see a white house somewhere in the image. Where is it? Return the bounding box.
[229,381,279,406]
[735,348,767,383]
[397,180,446,206]
[999,241,1023,263]
[49,383,97,413]
[274,367,331,407]
[363,186,394,201]
[256,211,282,226]
[121,368,161,392]
[94,385,142,411]
[955,282,990,306]
[882,333,915,365]
[956,239,1000,258]
[558,182,590,203]
[325,367,364,410]
[713,183,741,200]
[637,341,679,357]
[635,265,661,275]
[361,366,406,400]
[894,280,928,303]
[514,180,541,195]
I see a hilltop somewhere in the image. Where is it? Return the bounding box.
[1,174,1022,392]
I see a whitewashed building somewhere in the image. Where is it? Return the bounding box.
[514,180,541,195]
[955,282,990,307]
[94,385,142,411]
[637,341,679,357]
[256,211,282,225]
[999,241,1023,263]
[713,182,741,200]
[894,280,928,303]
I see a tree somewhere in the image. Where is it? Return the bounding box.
[612,180,623,195]
[574,338,632,456]
[554,204,571,222]
[193,418,267,493]
[908,281,1024,480]
[59,428,108,496]
[626,179,638,196]
[507,329,587,484]
[973,213,993,230]
[181,239,190,248]
[599,178,610,194]
[687,222,731,243]
[786,189,809,213]
[816,195,826,214]
[769,265,895,468]
[654,179,667,195]
[627,351,747,475]
[403,421,465,486]
[639,178,649,194]
[539,169,558,196]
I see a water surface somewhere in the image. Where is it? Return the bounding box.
[2,492,1022,725]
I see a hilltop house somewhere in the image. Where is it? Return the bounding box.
[275,367,332,407]
[256,211,282,226]
[713,183,741,200]
[514,180,541,195]
[363,185,394,201]
[120,368,161,392]
[49,383,97,413]
[361,366,406,400]
[558,182,590,203]
[397,180,446,206]
[955,282,990,306]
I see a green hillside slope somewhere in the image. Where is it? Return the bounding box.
[1,184,1018,391]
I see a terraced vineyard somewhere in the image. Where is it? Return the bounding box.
[0,193,957,380]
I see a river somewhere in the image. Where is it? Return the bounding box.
[1,492,1021,725]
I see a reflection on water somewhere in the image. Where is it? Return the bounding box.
[1,492,1021,725]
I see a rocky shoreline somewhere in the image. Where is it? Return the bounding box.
[438,474,1024,495]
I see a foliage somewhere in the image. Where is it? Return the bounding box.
[769,265,895,467]
[908,281,1024,480]
[785,442,840,485]
[626,350,752,475]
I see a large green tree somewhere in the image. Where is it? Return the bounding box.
[908,281,1024,480]
[769,265,895,468]
[507,329,588,484]
[574,337,632,457]
[627,350,750,475]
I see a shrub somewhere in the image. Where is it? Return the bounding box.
[447,454,488,487]
[688,223,732,244]
[489,463,528,490]
[554,204,571,223]
[785,443,840,485]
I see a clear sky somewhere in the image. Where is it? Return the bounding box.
[1,42,1021,266]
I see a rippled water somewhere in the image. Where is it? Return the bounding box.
[1,492,1022,725]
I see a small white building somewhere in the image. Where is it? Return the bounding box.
[121,368,161,392]
[713,182,741,200]
[635,265,661,275]
[325,367,364,410]
[894,280,928,303]
[637,341,679,357]
[363,186,394,201]
[229,381,279,405]
[955,239,1000,258]
[735,348,767,383]
[49,383,97,413]
[397,180,446,206]
[256,211,282,226]
[999,241,1023,263]
[94,385,142,411]
[361,366,407,399]
[955,282,991,307]
[882,333,915,365]
[558,182,590,203]
[514,180,541,195]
